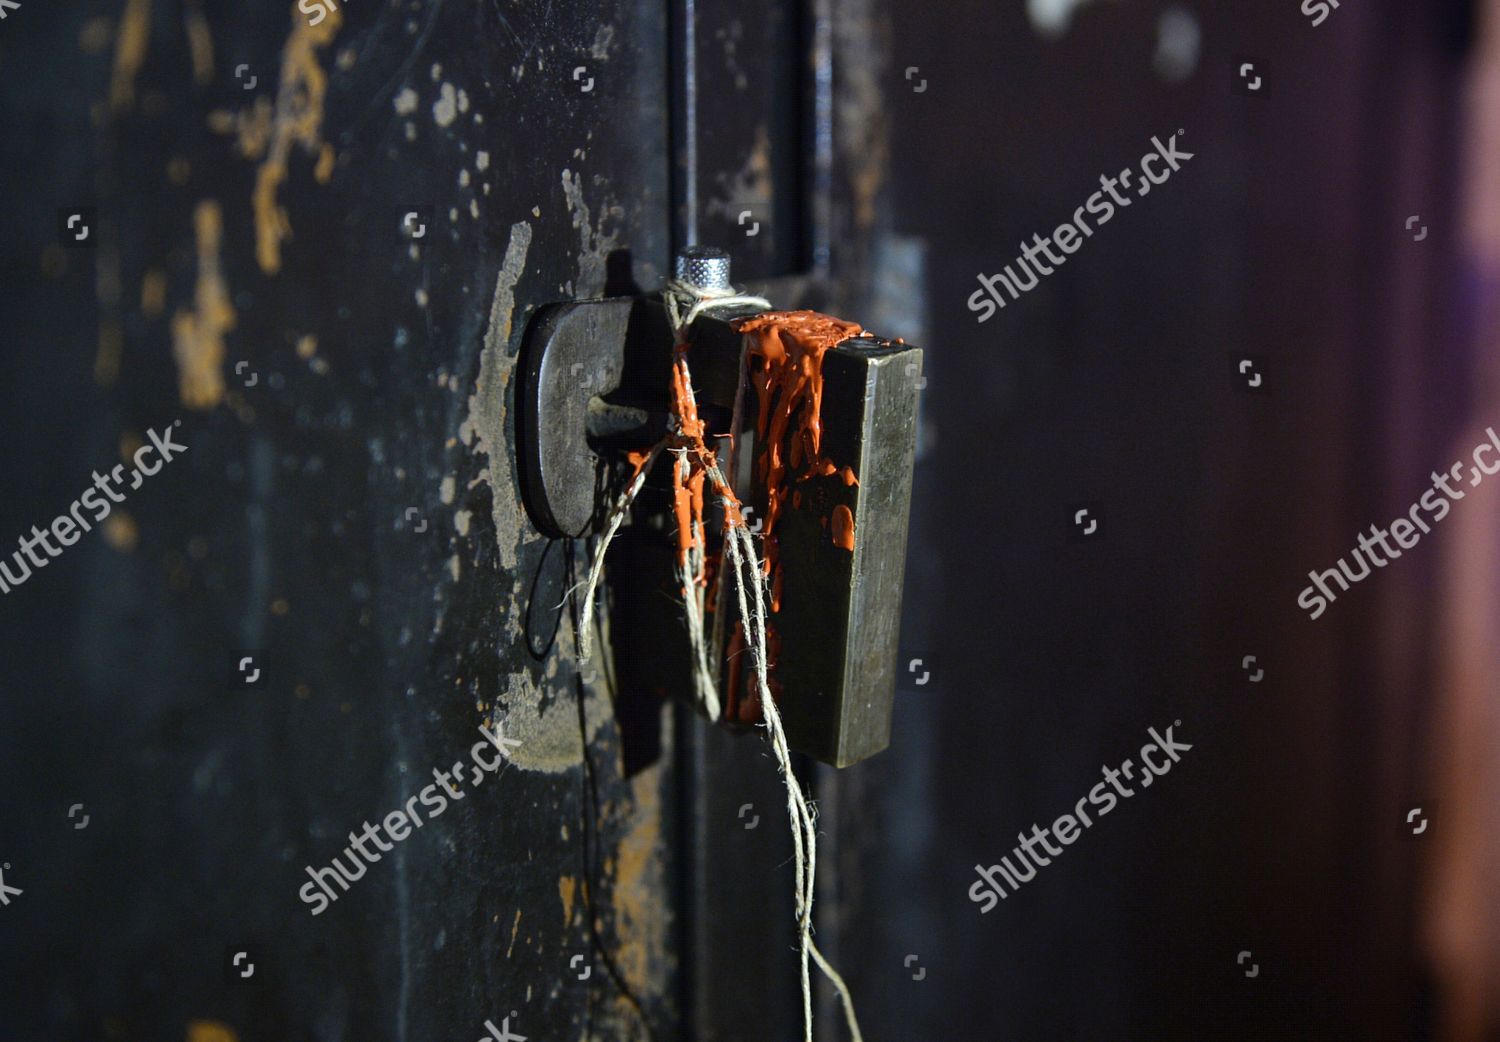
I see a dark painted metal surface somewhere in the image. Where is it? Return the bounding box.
[0,1,893,1040]
[0,2,681,1040]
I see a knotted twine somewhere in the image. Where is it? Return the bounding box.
[573,278,864,1042]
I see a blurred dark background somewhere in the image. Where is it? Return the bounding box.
[2,1,1498,1040]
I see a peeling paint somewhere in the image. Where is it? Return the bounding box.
[433,83,458,127]
[460,222,531,570]
[590,25,616,60]
[170,201,234,409]
[183,0,214,85]
[460,220,610,772]
[560,169,619,297]
[608,770,670,1006]
[252,3,341,275]
[110,0,152,113]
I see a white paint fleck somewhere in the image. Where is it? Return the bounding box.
[560,168,619,296]
[440,476,457,504]
[394,88,418,115]
[1153,5,1201,83]
[433,83,459,127]
[590,25,615,60]
[415,288,429,307]
[1027,0,1112,37]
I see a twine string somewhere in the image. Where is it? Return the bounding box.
[574,277,863,1042]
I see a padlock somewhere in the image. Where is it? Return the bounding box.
[516,248,922,767]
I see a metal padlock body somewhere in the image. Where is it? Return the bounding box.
[746,332,921,767]
[516,296,922,767]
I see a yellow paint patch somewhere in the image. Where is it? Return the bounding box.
[559,875,579,927]
[209,98,274,160]
[103,513,139,553]
[252,5,341,275]
[296,334,317,358]
[170,201,235,409]
[314,143,335,183]
[183,1,214,85]
[609,769,668,993]
[120,432,144,462]
[186,1020,239,1042]
[110,0,152,113]
[506,908,523,958]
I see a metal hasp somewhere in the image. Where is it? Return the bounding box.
[515,295,747,538]
[760,334,922,767]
